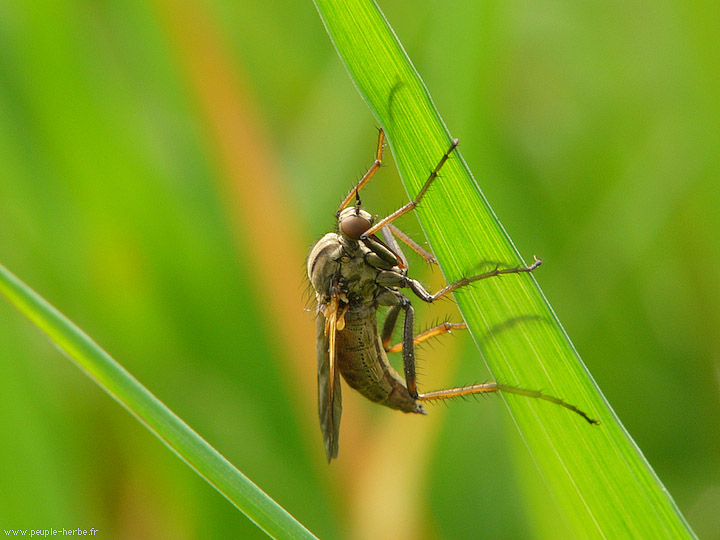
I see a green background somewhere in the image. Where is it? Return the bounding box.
[1,1,717,539]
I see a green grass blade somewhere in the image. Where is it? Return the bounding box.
[313,0,697,538]
[0,262,318,540]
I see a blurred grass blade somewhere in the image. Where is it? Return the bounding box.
[0,262,318,540]
[313,0,697,538]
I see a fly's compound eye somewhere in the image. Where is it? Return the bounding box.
[340,215,371,240]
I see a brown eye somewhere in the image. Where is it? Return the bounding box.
[340,215,371,240]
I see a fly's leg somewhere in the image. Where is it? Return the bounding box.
[337,128,386,214]
[378,222,437,272]
[376,290,419,397]
[381,303,466,354]
[418,383,598,424]
[404,257,543,304]
[386,321,467,354]
[385,224,437,264]
[361,137,460,239]
[389,308,597,424]
[398,296,418,397]
[376,267,598,425]
[405,258,598,423]
[380,305,402,351]
[378,256,541,360]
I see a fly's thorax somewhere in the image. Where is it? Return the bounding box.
[307,230,380,309]
[307,232,343,297]
[337,237,381,307]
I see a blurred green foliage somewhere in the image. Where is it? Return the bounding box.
[0,1,718,539]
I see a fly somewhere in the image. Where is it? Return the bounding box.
[307,129,598,462]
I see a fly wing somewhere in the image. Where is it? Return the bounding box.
[317,308,342,462]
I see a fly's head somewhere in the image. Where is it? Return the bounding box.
[337,206,374,242]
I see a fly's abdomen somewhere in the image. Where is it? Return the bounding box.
[335,313,422,414]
